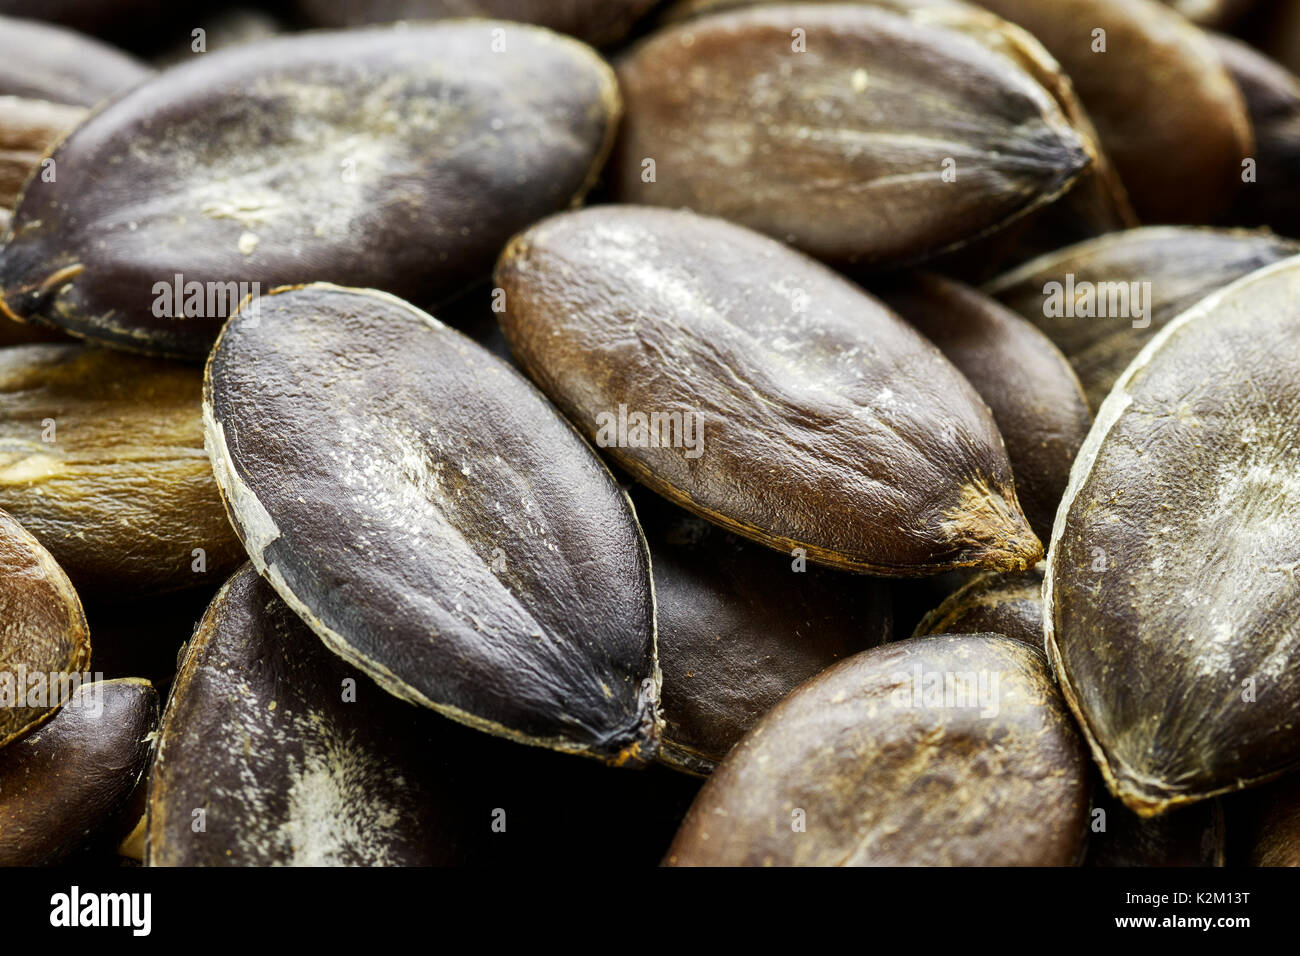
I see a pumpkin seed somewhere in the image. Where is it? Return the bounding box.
[1086,791,1226,866]
[1046,255,1300,815]
[204,283,660,763]
[0,21,619,358]
[148,565,468,866]
[0,13,152,106]
[1211,33,1300,238]
[636,492,892,776]
[879,273,1092,542]
[612,3,1090,266]
[984,227,1300,412]
[0,506,90,748]
[912,564,1044,648]
[0,678,156,865]
[1159,0,1255,27]
[664,633,1089,865]
[496,205,1042,576]
[976,0,1253,224]
[0,343,243,596]
[295,0,661,46]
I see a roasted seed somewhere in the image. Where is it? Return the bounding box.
[496,205,1042,576]
[204,283,660,763]
[0,505,90,748]
[613,3,1090,266]
[1046,256,1300,815]
[638,492,892,776]
[879,273,1092,542]
[985,227,1300,412]
[0,678,156,865]
[665,633,1090,866]
[0,343,244,595]
[147,565,467,866]
[0,21,619,358]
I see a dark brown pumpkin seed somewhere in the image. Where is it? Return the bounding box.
[665,633,1089,865]
[912,563,1044,648]
[148,564,469,866]
[612,4,1091,266]
[0,343,243,596]
[204,284,660,764]
[879,273,1091,542]
[0,678,156,865]
[985,227,1300,412]
[977,0,1253,224]
[1086,790,1226,866]
[1046,256,1300,815]
[0,506,90,748]
[496,205,1042,576]
[636,491,892,776]
[296,0,661,46]
[0,13,152,106]
[1211,33,1300,238]
[0,1,164,34]
[0,21,619,358]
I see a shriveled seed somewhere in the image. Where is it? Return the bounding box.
[204,284,660,763]
[1046,256,1300,815]
[496,205,1042,576]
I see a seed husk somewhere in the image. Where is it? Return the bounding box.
[0,506,90,749]
[0,678,156,865]
[637,492,892,776]
[148,564,471,866]
[1211,33,1300,238]
[0,13,153,106]
[664,633,1090,866]
[1086,791,1226,867]
[912,564,1044,648]
[878,273,1091,543]
[612,3,1091,266]
[0,343,244,596]
[0,21,620,358]
[496,205,1042,576]
[204,283,660,764]
[976,0,1253,224]
[984,227,1300,412]
[1046,256,1300,816]
[295,0,662,46]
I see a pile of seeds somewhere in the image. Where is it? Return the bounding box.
[1,0,1299,868]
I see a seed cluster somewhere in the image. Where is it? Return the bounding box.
[0,0,1298,869]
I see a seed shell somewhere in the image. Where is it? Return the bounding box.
[204,283,660,764]
[665,633,1090,866]
[0,21,619,357]
[1045,255,1300,815]
[613,3,1091,266]
[985,227,1300,412]
[496,205,1042,576]
[0,678,156,865]
[0,343,244,596]
[912,564,1045,648]
[0,506,90,748]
